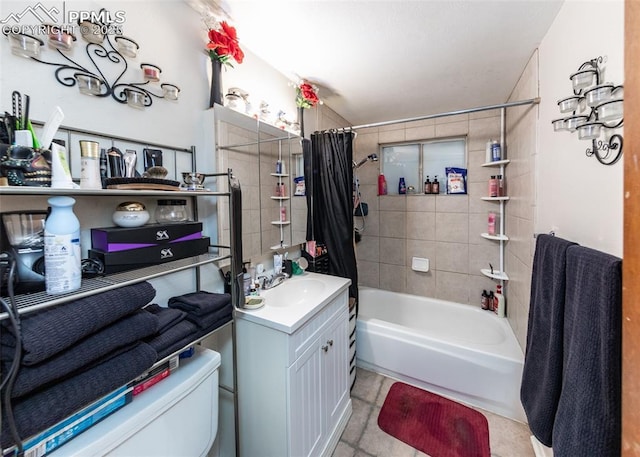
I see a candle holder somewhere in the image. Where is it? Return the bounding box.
[552,56,624,165]
[3,8,180,110]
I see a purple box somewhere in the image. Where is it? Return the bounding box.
[89,237,210,274]
[91,222,203,252]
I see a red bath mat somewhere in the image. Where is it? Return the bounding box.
[378,382,490,457]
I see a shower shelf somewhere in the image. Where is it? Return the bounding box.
[270,173,289,177]
[481,196,510,201]
[481,233,509,241]
[271,221,291,225]
[481,268,509,281]
[270,196,290,200]
[481,159,510,167]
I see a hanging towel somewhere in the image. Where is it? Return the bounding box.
[3,309,159,399]
[168,291,231,316]
[552,245,621,457]
[1,281,156,365]
[520,234,577,446]
[1,343,157,449]
[145,303,187,333]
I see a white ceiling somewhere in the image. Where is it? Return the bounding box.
[201,0,564,126]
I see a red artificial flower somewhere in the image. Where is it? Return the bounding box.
[296,81,319,108]
[207,21,244,66]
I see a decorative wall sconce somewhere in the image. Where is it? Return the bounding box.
[551,56,623,165]
[3,11,180,110]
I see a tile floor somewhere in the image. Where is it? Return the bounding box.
[332,368,535,457]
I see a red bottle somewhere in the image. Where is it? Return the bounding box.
[378,174,388,195]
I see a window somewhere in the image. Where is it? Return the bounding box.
[381,138,466,195]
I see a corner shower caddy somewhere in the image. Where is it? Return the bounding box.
[0,125,241,456]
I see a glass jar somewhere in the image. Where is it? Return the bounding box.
[155,199,189,223]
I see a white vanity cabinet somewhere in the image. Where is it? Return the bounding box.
[235,277,352,457]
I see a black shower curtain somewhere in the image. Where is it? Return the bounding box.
[304,132,358,303]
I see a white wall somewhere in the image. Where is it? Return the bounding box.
[537,0,624,257]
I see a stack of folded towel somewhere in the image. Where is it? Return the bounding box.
[0,282,160,449]
[146,291,232,360]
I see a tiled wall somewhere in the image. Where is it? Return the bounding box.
[505,51,538,349]
[354,111,509,307]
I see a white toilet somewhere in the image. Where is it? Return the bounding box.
[54,346,221,457]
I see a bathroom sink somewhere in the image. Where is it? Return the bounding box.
[263,278,326,307]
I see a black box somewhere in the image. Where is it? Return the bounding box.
[89,237,210,273]
[91,222,203,253]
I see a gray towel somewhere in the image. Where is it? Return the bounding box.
[185,303,233,329]
[145,303,187,333]
[3,310,159,399]
[520,234,577,446]
[146,320,198,357]
[168,291,231,316]
[552,245,621,456]
[1,343,157,449]
[1,281,156,365]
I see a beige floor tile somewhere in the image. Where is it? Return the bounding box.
[333,441,357,457]
[351,368,383,403]
[341,398,372,445]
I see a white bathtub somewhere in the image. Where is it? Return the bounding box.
[355,287,526,422]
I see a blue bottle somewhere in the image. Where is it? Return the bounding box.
[44,196,81,294]
[398,177,407,194]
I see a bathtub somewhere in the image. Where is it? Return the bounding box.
[355,287,526,422]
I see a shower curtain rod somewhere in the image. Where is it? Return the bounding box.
[348,97,541,131]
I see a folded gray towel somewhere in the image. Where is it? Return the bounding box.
[145,303,187,333]
[146,320,198,357]
[168,291,231,316]
[3,310,159,399]
[1,282,156,366]
[185,303,233,329]
[1,343,157,449]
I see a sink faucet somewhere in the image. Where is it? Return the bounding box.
[257,273,288,290]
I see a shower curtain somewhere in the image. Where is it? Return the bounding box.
[304,132,358,303]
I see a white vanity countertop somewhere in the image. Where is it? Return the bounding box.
[234,272,351,334]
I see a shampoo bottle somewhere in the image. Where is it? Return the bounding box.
[432,176,440,194]
[494,284,506,317]
[398,177,407,194]
[424,176,431,194]
[44,196,81,294]
[378,174,388,195]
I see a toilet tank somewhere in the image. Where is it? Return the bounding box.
[55,346,221,457]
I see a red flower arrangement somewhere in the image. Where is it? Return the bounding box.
[207,21,244,66]
[296,81,319,109]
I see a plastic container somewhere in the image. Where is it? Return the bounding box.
[113,201,150,228]
[495,284,506,317]
[378,174,388,196]
[79,140,102,189]
[155,199,189,223]
[491,141,501,161]
[44,196,81,294]
[489,176,498,197]
[398,177,407,195]
[488,211,497,236]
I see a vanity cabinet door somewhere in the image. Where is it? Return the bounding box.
[323,308,349,432]
[288,306,349,457]
[289,337,324,457]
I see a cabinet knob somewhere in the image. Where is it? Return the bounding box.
[322,345,329,352]
[327,339,334,347]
